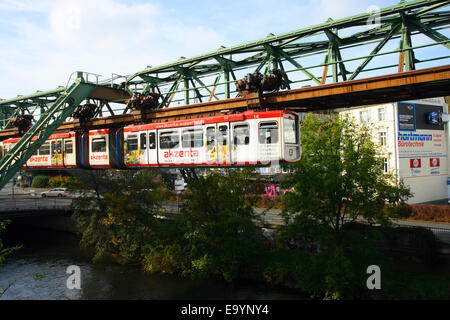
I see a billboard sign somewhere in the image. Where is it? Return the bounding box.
[397,102,446,178]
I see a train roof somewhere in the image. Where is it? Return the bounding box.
[2,132,75,144]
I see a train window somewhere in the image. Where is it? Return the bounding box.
[140,133,147,149]
[160,131,180,149]
[39,143,50,155]
[51,140,62,154]
[206,127,215,150]
[127,135,138,151]
[64,140,73,154]
[219,126,228,145]
[149,132,156,149]
[283,118,298,144]
[259,121,278,144]
[92,138,107,153]
[182,129,203,148]
[233,124,249,145]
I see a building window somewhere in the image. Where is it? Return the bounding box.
[383,158,389,173]
[379,132,387,146]
[360,110,370,123]
[378,108,386,121]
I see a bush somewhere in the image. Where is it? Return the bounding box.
[31,175,49,188]
[48,175,80,188]
[407,204,450,223]
[383,226,442,265]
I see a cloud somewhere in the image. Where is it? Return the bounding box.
[0,0,50,12]
[0,0,225,98]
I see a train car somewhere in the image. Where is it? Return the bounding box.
[2,132,77,169]
[123,110,300,168]
[1,109,301,170]
[27,132,77,168]
[77,128,124,169]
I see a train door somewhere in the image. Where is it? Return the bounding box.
[63,138,76,167]
[147,130,157,166]
[217,123,231,165]
[282,113,301,162]
[231,122,251,165]
[51,139,63,167]
[205,125,217,165]
[257,120,281,165]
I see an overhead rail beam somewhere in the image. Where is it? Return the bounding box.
[0,65,448,140]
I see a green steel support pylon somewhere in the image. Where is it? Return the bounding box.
[0,79,96,190]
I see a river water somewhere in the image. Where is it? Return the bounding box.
[0,224,304,300]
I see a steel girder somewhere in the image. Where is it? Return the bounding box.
[0,0,448,119]
[121,0,449,109]
[0,80,96,189]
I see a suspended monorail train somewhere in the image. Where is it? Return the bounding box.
[0,110,301,169]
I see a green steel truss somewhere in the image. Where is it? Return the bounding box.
[0,0,449,190]
[123,0,450,108]
[0,79,96,189]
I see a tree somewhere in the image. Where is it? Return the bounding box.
[282,113,411,242]
[143,168,264,282]
[71,169,166,263]
[280,113,411,298]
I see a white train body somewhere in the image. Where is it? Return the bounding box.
[1,110,301,170]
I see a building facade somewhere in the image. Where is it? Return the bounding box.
[337,97,448,204]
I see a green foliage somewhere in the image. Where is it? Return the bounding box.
[278,113,413,299]
[31,175,49,188]
[384,226,443,265]
[142,242,188,275]
[281,114,411,246]
[141,168,264,282]
[177,169,263,282]
[33,273,45,280]
[71,169,166,263]
[48,175,81,188]
[0,220,20,269]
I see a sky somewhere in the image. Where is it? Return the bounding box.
[0,0,445,99]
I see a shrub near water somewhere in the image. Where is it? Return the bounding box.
[142,169,263,282]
